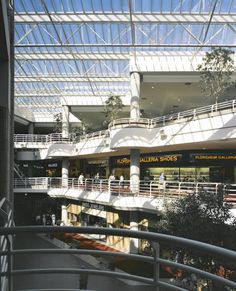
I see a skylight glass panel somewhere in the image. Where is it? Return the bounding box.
[92,0,102,12]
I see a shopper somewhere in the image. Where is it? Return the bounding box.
[119,174,124,188]
[78,173,84,186]
[159,173,165,184]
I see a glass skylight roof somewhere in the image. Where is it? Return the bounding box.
[14,0,236,117]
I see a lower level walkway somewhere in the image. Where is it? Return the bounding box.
[13,233,155,291]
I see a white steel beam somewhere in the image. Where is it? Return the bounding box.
[15,76,129,82]
[15,52,130,60]
[16,95,130,107]
[61,96,130,106]
[14,13,236,23]
[15,91,129,97]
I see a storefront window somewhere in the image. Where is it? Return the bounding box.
[196,168,209,182]
[180,168,196,182]
[144,168,179,181]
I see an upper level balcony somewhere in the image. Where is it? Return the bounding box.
[13,177,236,213]
[14,99,236,159]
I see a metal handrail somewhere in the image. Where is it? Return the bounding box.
[109,99,236,129]
[13,133,76,144]
[13,100,235,146]
[79,130,109,141]
[0,226,236,291]
[13,130,109,145]
[14,178,236,201]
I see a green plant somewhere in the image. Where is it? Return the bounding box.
[158,186,236,273]
[104,95,124,126]
[53,112,62,133]
[197,48,235,103]
[159,186,235,247]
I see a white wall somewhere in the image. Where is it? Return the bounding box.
[48,188,168,213]
[110,112,236,149]
[15,111,236,160]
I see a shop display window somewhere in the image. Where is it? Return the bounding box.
[145,168,179,181]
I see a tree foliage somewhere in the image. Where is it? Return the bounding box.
[104,95,124,126]
[159,186,235,249]
[53,112,62,133]
[197,48,235,103]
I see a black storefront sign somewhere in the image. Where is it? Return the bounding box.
[113,154,182,167]
[190,153,236,163]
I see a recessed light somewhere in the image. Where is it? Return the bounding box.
[151,86,155,89]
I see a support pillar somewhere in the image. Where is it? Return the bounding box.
[61,205,68,226]
[129,212,139,254]
[0,61,12,206]
[28,123,34,134]
[62,158,69,187]
[130,72,141,119]
[62,105,70,138]
[130,149,140,194]
[130,72,141,194]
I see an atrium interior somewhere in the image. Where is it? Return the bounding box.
[1,0,236,290]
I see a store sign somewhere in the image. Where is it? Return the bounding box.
[115,154,181,165]
[87,160,108,165]
[48,163,58,168]
[82,202,105,211]
[191,154,236,161]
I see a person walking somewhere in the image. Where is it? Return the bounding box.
[159,172,165,191]
[78,173,84,187]
[119,174,124,188]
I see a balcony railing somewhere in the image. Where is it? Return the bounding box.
[109,99,236,129]
[14,133,76,144]
[13,178,236,202]
[14,100,236,148]
[0,226,236,291]
[14,130,109,146]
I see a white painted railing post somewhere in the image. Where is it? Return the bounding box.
[178,182,181,197]
[100,179,102,192]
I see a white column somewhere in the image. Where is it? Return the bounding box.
[62,158,69,187]
[130,72,141,119]
[129,212,139,254]
[61,205,68,225]
[130,149,140,194]
[28,123,34,134]
[62,105,70,138]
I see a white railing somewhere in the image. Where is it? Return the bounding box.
[109,99,236,129]
[79,130,109,141]
[14,130,109,145]
[14,100,235,147]
[13,178,236,201]
[14,133,76,144]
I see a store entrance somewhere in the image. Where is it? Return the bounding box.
[209,167,234,183]
[81,213,107,227]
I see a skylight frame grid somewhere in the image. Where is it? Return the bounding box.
[14,0,236,118]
